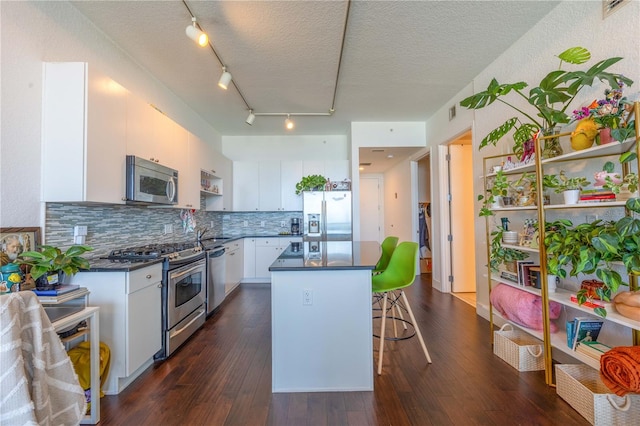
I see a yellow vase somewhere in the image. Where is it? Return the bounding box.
[570,118,598,151]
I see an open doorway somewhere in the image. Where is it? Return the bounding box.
[417,156,432,274]
[444,131,477,307]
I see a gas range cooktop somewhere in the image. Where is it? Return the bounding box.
[106,242,203,262]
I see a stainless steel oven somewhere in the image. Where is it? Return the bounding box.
[164,256,206,358]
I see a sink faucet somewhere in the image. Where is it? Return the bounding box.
[196,227,208,242]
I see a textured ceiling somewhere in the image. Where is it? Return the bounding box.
[70,0,560,139]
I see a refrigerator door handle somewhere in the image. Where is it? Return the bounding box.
[322,200,327,238]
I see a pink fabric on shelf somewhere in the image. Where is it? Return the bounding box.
[490,283,562,332]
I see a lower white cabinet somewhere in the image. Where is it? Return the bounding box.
[255,238,282,279]
[243,238,256,279]
[254,237,303,280]
[70,263,162,395]
[224,240,244,294]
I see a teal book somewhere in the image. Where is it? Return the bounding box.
[571,317,604,350]
[566,320,575,349]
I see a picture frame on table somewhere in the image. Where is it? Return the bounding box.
[0,227,41,264]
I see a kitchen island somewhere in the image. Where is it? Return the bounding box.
[269,240,379,392]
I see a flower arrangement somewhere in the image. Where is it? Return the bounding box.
[572,80,631,130]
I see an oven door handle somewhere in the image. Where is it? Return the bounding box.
[169,307,206,337]
[170,264,204,281]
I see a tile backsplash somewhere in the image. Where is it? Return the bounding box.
[45,197,301,257]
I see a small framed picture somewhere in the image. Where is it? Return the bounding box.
[0,227,41,264]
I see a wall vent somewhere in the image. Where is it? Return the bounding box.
[371,149,385,152]
[449,105,456,121]
[359,162,372,166]
[603,0,629,18]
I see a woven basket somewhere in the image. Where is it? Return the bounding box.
[556,364,640,426]
[493,323,544,371]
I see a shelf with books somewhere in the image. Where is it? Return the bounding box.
[543,200,627,210]
[549,288,640,330]
[491,273,540,296]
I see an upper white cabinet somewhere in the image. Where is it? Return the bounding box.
[233,161,260,211]
[42,62,127,204]
[281,161,303,211]
[259,161,282,211]
[234,160,349,211]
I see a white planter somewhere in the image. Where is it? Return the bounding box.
[562,189,580,205]
[547,274,557,293]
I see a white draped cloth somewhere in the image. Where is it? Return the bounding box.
[1,291,86,425]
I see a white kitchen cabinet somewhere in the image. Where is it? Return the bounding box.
[243,238,256,279]
[224,239,244,295]
[42,62,127,204]
[126,100,184,170]
[259,161,282,211]
[233,161,260,211]
[255,238,282,280]
[189,133,232,211]
[173,125,198,209]
[70,263,163,395]
[281,161,304,211]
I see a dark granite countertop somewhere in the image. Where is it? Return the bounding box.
[269,240,380,271]
[83,257,164,272]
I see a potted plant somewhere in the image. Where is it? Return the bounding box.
[479,169,511,216]
[571,80,635,145]
[489,228,529,273]
[295,175,327,195]
[547,171,590,204]
[460,47,633,158]
[16,244,93,288]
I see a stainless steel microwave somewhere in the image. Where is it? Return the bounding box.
[126,155,178,205]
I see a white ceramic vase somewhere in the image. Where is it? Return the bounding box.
[547,274,558,293]
[562,189,580,205]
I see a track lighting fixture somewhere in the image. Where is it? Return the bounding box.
[218,67,232,90]
[285,115,294,130]
[185,17,208,47]
[246,110,256,125]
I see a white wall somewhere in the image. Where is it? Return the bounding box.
[221,135,348,161]
[0,1,222,227]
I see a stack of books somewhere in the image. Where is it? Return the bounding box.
[579,189,616,203]
[33,284,80,297]
[576,341,612,361]
[566,317,604,350]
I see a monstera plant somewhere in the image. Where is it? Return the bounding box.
[460,47,633,158]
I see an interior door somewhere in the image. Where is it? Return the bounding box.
[449,144,476,292]
[359,176,382,243]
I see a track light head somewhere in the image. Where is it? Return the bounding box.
[218,67,232,90]
[185,17,208,47]
[285,114,294,130]
[246,111,256,125]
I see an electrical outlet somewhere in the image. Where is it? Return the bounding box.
[280,221,286,227]
[303,289,313,306]
[210,221,215,228]
[243,220,248,227]
[260,221,265,227]
[164,224,173,234]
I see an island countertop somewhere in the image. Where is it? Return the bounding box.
[269,240,380,271]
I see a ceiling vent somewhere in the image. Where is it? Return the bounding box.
[603,0,629,18]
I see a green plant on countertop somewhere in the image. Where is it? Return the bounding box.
[16,244,93,281]
[489,228,529,272]
[459,46,633,157]
[295,175,327,195]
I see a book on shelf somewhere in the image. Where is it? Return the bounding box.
[566,320,575,348]
[570,317,604,350]
[517,260,534,286]
[576,341,612,360]
[500,270,519,283]
[570,295,605,309]
[33,284,80,297]
[520,264,540,287]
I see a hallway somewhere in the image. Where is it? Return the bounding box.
[98,275,587,425]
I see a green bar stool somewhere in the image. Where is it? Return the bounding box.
[373,236,399,274]
[372,241,432,375]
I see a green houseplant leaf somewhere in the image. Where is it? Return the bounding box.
[17,244,93,281]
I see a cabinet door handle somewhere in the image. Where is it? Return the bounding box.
[146,274,152,279]
[157,283,162,288]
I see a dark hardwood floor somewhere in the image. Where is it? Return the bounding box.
[99,275,588,425]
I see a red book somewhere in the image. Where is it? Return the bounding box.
[570,295,604,309]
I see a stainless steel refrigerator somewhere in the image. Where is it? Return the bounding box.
[303,191,352,240]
